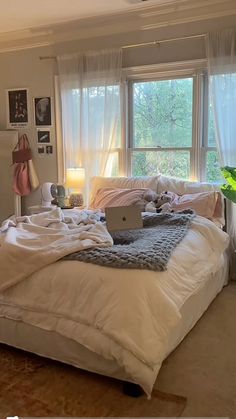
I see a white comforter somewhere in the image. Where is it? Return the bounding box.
[0,210,229,396]
[0,207,112,291]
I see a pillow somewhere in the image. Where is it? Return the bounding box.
[157,175,224,225]
[89,175,160,206]
[166,190,222,220]
[90,187,156,210]
[157,175,217,195]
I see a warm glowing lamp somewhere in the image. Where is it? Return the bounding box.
[66,167,85,207]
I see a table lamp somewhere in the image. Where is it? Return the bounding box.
[66,167,85,207]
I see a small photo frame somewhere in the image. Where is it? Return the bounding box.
[46,145,53,154]
[6,88,29,128]
[37,130,51,143]
[34,97,52,126]
[38,145,45,155]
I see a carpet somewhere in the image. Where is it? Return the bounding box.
[157,282,236,417]
[0,344,187,417]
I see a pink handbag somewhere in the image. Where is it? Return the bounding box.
[12,134,32,164]
[12,134,32,196]
[13,161,31,196]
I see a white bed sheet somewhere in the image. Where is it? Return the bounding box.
[0,215,229,396]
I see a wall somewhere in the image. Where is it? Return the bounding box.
[0,12,235,212]
[0,45,57,212]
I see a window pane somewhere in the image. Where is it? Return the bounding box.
[133,78,193,148]
[206,151,223,183]
[132,151,190,179]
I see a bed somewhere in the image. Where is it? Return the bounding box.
[0,174,230,398]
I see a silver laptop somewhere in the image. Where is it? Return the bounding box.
[105,206,143,232]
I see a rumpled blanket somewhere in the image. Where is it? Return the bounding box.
[0,207,113,292]
[63,211,195,271]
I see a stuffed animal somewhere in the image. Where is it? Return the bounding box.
[143,190,158,212]
[144,191,173,213]
[155,191,172,213]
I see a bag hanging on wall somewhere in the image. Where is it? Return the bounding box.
[13,161,31,196]
[12,134,32,164]
[12,134,39,196]
[28,159,40,191]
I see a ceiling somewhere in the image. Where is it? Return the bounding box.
[0,0,235,53]
[0,0,166,34]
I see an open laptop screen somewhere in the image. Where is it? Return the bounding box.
[105,206,143,232]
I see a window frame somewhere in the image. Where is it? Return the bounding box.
[124,60,219,183]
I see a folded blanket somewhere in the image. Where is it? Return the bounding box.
[0,208,113,292]
[63,211,195,271]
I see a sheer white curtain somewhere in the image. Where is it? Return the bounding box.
[58,48,122,202]
[206,29,236,278]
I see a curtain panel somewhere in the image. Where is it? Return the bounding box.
[206,29,236,278]
[58,48,122,203]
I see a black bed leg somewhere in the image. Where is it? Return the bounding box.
[122,382,144,398]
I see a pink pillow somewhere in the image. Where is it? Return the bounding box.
[167,190,222,219]
[90,187,152,210]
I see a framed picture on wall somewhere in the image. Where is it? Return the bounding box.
[37,145,45,156]
[6,88,30,128]
[34,97,52,126]
[37,129,51,143]
[46,145,53,154]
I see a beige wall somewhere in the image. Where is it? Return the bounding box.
[0,13,235,212]
[0,46,57,211]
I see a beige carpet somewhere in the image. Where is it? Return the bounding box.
[157,281,236,418]
[0,344,186,418]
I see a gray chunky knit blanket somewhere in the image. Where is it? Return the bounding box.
[63,211,195,272]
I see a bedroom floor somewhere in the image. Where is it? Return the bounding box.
[157,281,236,418]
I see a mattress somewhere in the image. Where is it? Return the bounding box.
[0,214,230,396]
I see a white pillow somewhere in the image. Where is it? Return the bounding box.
[157,175,224,226]
[90,175,160,206]
[157,175,219,194]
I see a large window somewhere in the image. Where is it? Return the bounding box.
[127,72,222,183]
[130,78,193,179]
[57,64,222,185]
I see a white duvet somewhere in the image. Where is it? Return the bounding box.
[0,210,229,396]
[0,207,112,291]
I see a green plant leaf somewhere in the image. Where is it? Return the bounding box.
[221,187,236,203]
[221,166,236,187]
[221,166,236,203]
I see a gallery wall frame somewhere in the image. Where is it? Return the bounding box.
[34,96,52,126]
[37,129,51,143]
[6,88,30,129]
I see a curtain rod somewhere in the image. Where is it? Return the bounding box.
[39,33,206,60]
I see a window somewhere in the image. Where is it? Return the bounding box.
[126,70,222,183]
[130,77,193,179]
[57,63,222,185]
